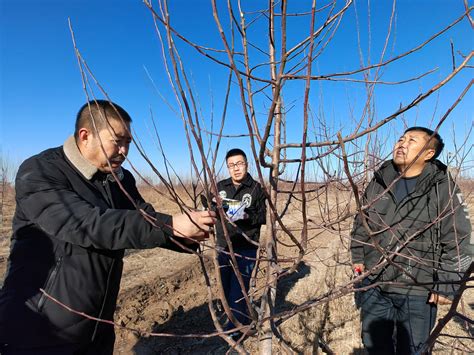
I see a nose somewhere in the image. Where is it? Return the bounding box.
[118,142,129,156]
[396,140,407,149]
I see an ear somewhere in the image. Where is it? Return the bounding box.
[77,127,92,146]
[424,148,436,162]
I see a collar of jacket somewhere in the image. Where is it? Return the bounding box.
[63,135,99,180]
[222,173,253,187]
[375,159,447,192]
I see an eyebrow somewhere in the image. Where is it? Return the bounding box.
[114,134,132,140]
[401,133,420,139]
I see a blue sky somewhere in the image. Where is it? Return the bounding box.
[1,0,472,180]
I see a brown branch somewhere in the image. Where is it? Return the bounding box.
[421,263,474,354]
[280,51,473,149]
[39,288,252,340]
[283,9,471,81]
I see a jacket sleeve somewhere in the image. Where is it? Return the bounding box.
[122,171,198,253]
[350,180,376,265]
[350,215,368,265]
[435,179,473,298]
[15,157,176,251]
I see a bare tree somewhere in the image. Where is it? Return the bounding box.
[0,155,16,240]
[60,0,473,353]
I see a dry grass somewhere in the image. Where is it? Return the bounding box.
[258,181,474,354]
[0,179,472,354]
[0,182,15,281]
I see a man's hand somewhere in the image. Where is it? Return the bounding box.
[428,293,452,305]
[172,210,217,242]
[352,264,365,273]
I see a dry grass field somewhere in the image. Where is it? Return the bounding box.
[0,180,472,354]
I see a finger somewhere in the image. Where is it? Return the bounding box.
[200,216,217,225]
[191,211,215,223]
[352,264,365,272]
[193,231,209,241]
[197,224,212,232]
[438,296,451,305]
[196,224,214,234]
[200,210,216,218]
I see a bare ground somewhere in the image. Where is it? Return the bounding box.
[111,231,473,354]
[0,183,473,354]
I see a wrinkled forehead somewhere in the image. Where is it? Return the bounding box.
[399,130,430,141]
[99,118,132,138]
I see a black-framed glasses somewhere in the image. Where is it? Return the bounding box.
[227,161,246,169]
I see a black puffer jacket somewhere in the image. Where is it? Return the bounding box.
[351,160,472,298]
[216,173,266,250]
[0,137,182,347]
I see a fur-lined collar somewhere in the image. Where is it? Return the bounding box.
[63,135,98,180]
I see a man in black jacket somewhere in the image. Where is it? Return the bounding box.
[0,100,216,354]
[215,149,266,340]
[351,127,472,354]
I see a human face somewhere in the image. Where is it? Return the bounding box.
[226,154,248,184]
[393,131,435,177]
[80,118,132,173]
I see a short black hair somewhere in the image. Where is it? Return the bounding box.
[74,100,132,140]
[225,148,247,161]
[404,126,444,160]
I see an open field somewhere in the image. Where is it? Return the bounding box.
[0,180,473,354]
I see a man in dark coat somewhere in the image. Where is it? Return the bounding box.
[215,149,266,340]
[0,100,216,354]
[351,127,472,354]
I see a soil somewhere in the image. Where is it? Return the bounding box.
[113,248,229,354]
[0,183,473,354]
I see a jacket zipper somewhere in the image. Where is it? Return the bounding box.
[91,259,116,339]
[38,256,63,310]
[102,179,115,208]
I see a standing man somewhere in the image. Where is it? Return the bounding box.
[0,100,216,354]
[351,127,472,354]
[216,149,266,340]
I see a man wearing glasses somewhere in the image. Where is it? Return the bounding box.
[215,149,266,341]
